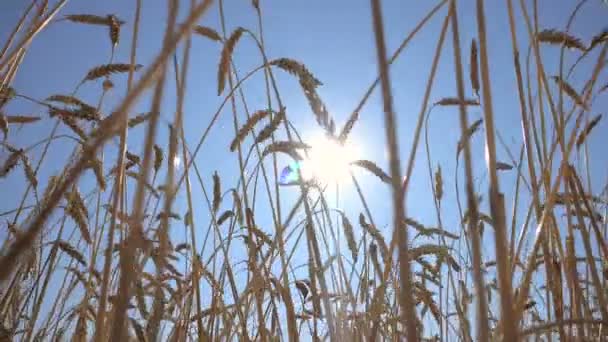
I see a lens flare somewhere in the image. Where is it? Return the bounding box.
[279,134,359,185]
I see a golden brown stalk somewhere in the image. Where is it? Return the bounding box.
[450,1,489,341]
[475,0,516,340]
[369,0,418,339]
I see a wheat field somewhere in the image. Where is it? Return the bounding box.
[0,0,607,341]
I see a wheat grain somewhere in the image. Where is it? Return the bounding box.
[576,114,602,149]
[254,108,284,145]
[212,171,221,213]
[551,75,588,110]
[470,39,480,96]
[19,153,37,188]
[217,210,234,225]
[230,109,270,151]
[108,14,121,47]
[0,113,7,140]
[340,212,358,262]
[434,97,479,106]
[83,63,142,82]
[270,58,322,88]
[55,240,87,266]
[537,29,586,51]
[351,159,391,184]
[457,118,483,157]
[359,213,388,261]
[217,27,246,95]
[261,141,309,160]
[1,148,21,178]
[193,25,222,41]
[63,14,111,26]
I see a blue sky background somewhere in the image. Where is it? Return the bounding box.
[1,0,607,338]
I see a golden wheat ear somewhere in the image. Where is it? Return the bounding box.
[536,28,586,51]
[217,28,246,95]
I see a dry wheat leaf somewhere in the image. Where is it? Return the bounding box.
[576,114,602,149]
[351,159,391,184]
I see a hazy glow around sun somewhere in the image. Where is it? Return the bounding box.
[300,134,360,185]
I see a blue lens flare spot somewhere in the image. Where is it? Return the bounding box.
[279,161,302,185]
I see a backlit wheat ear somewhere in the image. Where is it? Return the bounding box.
[83,63,142,82]
[128,112,153,128]
[0,85,15,109]
[108,14,121,47]
[338,110,359,143]
[217,27,246,95]
[340,212,358,262]
[496,161,513,170]
[63,14,112,26]
[49,106,98,122]
[359,213,388,261]
[4,115,41,124]
[212,171,221,213]
[434,97,480,106]
[270,58,322,88]
[1,148,22,178]
[409,244,451,260]
[46,95,97,116]
[88,158,106,190]
[457,118,483,158]
[470,39,480,97]
[434,165,443,201]
[551,76,588,110]
[19,153,37,188]
[217,210,234,225]
[0,114,7,139]
[261,141,310,160]
[56,114,87,141]
[300,80,335,135]
[254,108,285,144]
[193,25,222,42]
[230,109,270,151]
[537,29,586,51]
[55,240,87,266]
[232,189,244,225]
[588,29,608,51]
[153,144,163,173]
[576,114,602,149]
[351,160,391,184]
[66,200,91,245]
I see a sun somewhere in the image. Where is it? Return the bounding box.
[299,134,360,185]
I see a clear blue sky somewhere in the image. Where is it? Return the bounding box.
[1,0,607,338]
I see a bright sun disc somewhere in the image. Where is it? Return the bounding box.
[300,134,359,184]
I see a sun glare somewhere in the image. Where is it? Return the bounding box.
[300,134,359,185]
